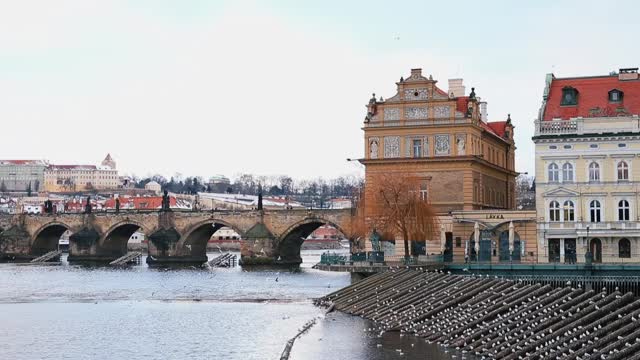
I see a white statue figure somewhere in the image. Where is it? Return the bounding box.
[457,136,466,155]
[370,140,378,159]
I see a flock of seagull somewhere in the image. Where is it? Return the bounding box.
[315,268,640,359]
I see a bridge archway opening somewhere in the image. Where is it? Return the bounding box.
[181,221,242,260]
[32,224,70,256]
[278,220,346,265]
[102,223,145,258]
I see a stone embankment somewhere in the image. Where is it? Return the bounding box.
[315,268,640,359]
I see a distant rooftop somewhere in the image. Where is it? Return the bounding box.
[0,160,47,165]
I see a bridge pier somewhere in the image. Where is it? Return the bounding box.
[0,226,33,262]
[240,222,278,266]
[145,227,208,266]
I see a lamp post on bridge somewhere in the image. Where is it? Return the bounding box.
[585,225,592,265]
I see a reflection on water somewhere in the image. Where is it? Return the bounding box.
[0,250,469,360]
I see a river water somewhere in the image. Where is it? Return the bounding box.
[0,250,471,360]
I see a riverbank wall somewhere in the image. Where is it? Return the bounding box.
[316,268,640,359]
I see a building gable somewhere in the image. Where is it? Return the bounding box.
[542,187,579,198]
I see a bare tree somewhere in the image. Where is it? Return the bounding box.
[366,173,440,258]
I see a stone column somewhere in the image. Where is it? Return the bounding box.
[560,238,565,263]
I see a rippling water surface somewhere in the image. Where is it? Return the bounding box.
[0,251,470,360]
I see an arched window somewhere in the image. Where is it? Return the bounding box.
[548,163,559,182]
[589,162,600,182]
[618,200,630,221]
[617,161,629,181]
[590,200,602,223]
[549,201,560,222]
[619,238,631,258]
[563,200,575,222]
[562,163,574,182]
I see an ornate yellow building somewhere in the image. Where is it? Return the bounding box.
[361,68,517,213]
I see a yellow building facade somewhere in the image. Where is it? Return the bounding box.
[534,69,640,263]
[44,154,119,192]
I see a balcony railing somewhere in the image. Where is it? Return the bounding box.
[542,221,640,231]
[536,119,578,135]
[535,115,640,137]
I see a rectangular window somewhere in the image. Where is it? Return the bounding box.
[561,88,578,106]
[412,139,422,158]
[619,208,630,221]
[419,181,428,202]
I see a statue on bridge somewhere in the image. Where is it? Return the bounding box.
[85,196,92,214]
[43,199,53,214]
[370,228,381,252]
[115,198,120,214]
[161,190,171,212]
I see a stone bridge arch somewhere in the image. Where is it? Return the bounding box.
[31,222,72,256]
[275,217,348,265]
[98,219,153,258]
[175,218,246,260]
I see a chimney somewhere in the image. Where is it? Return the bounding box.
[619,67,639,81]
[410,68,422,77]
[479,101,488,122]
[448,78,465,98]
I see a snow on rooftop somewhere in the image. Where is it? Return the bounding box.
[197,192,304,208]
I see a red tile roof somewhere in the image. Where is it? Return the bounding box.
[456,97,469,114]
[487,121,508,137]
[542,74,640,121]
[454,96,509,140]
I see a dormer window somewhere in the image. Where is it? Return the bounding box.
[561,87,578,106]
[609,89,624,103]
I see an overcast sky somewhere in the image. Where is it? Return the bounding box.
[1,0,638,181]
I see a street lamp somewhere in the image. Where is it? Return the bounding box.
[585,225,592,264]
[346,158,364,167]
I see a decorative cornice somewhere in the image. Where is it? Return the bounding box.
[541,155,580,160]
[533,133,640,142]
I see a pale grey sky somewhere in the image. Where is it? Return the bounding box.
[1,0,638,180]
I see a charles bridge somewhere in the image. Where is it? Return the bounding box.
[0,209,352,265]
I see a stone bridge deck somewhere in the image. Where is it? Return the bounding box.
[0,209,352,265]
